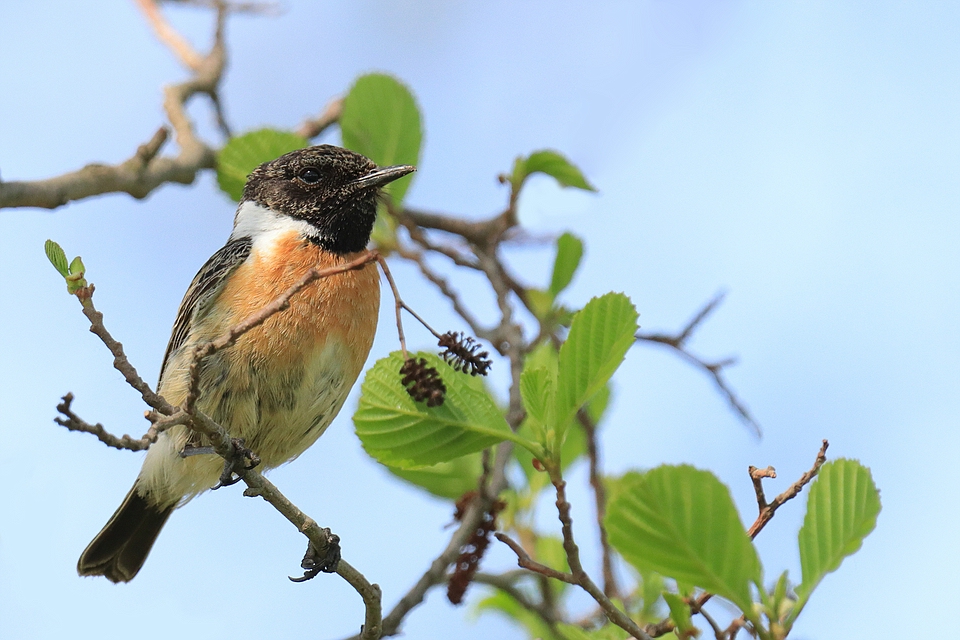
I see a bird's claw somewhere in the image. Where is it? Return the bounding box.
[289,531,341,582]
[211,438,261,490]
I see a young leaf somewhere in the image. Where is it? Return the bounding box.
[554,624,630,640]
[794,459,881,615]
[511,149,596,193]
[514,413,588,484]
[340,72,422,205]
[555,293,638,441]
[385,452,483,500]
[525,289,554,320]
[217,129,309,201]
[605,466,762,615]
[662,592,695,636]
[520,366,554,434]
[44,240,69,277]
[354,352,538,468]
[476,590,564,640]
[549,232,584,297]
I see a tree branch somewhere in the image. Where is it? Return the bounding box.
[577,409,619,599]
[0,0,230,210]
[635,291,760,435]
[295,97,344,139]
[746,440,828,539]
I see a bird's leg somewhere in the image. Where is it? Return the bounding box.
[211,438,261,489]
[289,529,342,582]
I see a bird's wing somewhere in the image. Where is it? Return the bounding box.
[158,236,253,385]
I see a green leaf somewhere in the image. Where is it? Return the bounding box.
[354,351,538,468]
[549,232,584,297]
[340,72,422,205]
[44,240,69,277]
[369,201,398,252]
[520,366,554,437]
[794,459,880,614]
[68,256,85,276]
[385,452,483,500]
[555,293,638,444]
[585,383,612,425]
[476,590,564,640]
[662,592,695,637]
[511,149,596,193]
[217,128,309,201]
[525,289,554,320]
[554,623,630,640]
[605,466,762,614]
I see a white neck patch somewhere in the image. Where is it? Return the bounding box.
[230,201,321,250]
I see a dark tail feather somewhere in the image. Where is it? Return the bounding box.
[77,483,174,583]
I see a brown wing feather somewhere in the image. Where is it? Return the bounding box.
[159,237,253,385]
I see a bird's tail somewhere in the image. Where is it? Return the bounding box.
[77,482,174,583]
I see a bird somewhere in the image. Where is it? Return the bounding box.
[77,144,415,583]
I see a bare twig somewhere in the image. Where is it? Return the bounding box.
[394,244,493,343]
[577,409,619,599]
[690,599,725,640]
[645,441,831,637]
[748,465,777,512]
[746,440,829,539]
[548,478,653,640]
[74,286,177,414]
[136,0,203,70]
[295,97,344,139]
[239,472,382,640]
[353,442,515,640]
[401,206,513,249]
[635,292,760,435]
[394,213,482,270]
[495,533,578,584]
[54,393,187,451]
[0,0,231,209]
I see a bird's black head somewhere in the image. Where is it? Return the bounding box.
[241,145,415,254]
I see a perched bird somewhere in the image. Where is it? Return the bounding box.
[77,145,414,583]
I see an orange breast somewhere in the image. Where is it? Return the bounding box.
[217,232,380,381]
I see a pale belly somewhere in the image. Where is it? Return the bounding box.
[139,338,358,507]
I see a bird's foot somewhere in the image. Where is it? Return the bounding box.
[289,530,341,582]
[211,438,261,489]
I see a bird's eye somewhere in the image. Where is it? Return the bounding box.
[298,167,321,184]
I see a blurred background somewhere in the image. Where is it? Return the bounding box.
[1,2,957,638]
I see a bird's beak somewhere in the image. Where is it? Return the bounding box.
[349,164,417,191]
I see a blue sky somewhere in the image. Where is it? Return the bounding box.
[1,2,957,639]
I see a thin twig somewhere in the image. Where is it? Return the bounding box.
[746,440,828,539]
[495,533,578,584]
[394,213,482,270]
[577,409,619,599]
[748,465,777,512]
[295,97,344,139]
[351,442,515,640]
[0,0,231,209]
[690,599,725,640]
[548,478,653,640]
[635,292,760,435]
[75,286,176,414]
[394,244,493,342]
[136,0,203,70]
[54,393,185,451]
